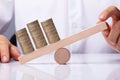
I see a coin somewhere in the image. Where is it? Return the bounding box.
[27,20,47,48]
[16,28,34,54]
[54,48,70,64]
[41,18,60,44]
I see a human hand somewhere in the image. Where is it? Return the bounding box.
[0,35,20,63]
[98,6,120,52]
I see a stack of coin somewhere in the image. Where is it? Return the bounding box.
[15,28,34,54]
[41,18,60,44]
[27,20,47,48]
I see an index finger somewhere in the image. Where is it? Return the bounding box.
[99,6,120,22]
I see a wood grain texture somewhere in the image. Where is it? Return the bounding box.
[18,22,108,64]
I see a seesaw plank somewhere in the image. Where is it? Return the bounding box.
[18,22,108,64]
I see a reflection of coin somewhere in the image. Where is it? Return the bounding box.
[54,48,70,64]
[16,28,34,54]
[41,18,60,44]
[27,20,47,48]
[55,65,71,80]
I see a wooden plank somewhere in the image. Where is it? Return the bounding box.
[18,22,108,64]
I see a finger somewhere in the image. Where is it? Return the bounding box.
[99,6,120,22]
[102,25,111,38]
[10,44,20,61]
[0,43,10,63]
[116,36,120,52]
[100,22,111,40]
[108,21,120,45]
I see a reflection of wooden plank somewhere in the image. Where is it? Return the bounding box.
[18,22,108,64]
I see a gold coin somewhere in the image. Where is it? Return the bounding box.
[16,28,34,54]
[27,20,47,48]
[41,18,60,43]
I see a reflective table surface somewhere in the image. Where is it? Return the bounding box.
[1,53,120,80]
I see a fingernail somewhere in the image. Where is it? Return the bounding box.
[2,56,8,63]
[99,15,106,19]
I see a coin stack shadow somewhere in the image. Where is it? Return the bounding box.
[41,18,60,44]
[15,28,34,54]
[27,20,47,49]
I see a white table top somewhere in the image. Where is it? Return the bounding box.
[1,53,120,80]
